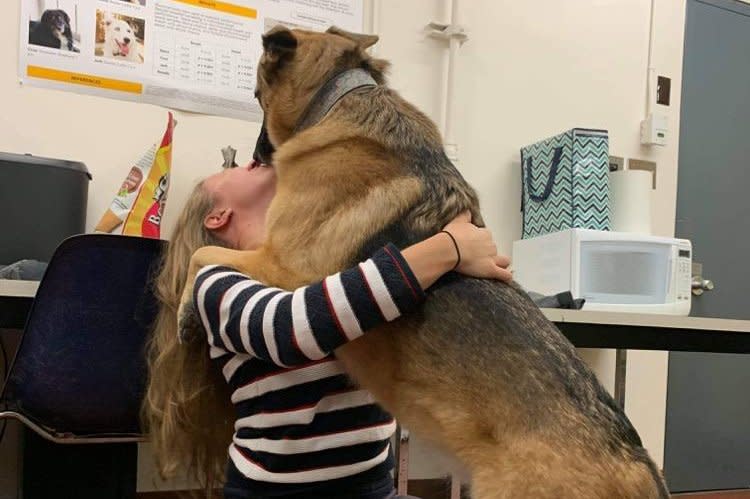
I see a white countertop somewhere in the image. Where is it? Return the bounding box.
[0,279,40,298]
[1,280,748,333]
[541,308,750,333]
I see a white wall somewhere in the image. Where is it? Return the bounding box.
[0,0,688,492]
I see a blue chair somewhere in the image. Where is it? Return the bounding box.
[0,234,165,498]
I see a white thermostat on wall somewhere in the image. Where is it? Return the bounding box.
[640,113,668,146]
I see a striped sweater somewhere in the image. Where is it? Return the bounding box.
[193,243,425,497]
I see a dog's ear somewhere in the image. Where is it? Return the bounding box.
[326,26,378,49]
[262,26,297,63]
[40,10,52,24]
[61,11,70,23]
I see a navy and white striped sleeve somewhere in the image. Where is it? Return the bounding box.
[193,243,425,367]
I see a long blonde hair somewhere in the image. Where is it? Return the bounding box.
[142,181,235,489]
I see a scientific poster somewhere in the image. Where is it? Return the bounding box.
[19,0,364,121]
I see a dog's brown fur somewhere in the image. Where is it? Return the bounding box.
[178,26,669,498]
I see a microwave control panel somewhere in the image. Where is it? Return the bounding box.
[676,245,692,302]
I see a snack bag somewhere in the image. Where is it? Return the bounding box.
[95,112,174,238]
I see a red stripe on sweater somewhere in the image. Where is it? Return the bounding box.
[234,442,385,473]
[235,358,335,390]
[213,288,229,345]
[246,387,361,416]
[322,278,348,342]
[289,323,304,359]
[280,418,395,440]
[382,246,420,301]
[358,264,385,321]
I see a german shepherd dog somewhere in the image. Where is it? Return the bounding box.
[179,26,669,498]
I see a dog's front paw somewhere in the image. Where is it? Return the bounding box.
[177,297,203,343]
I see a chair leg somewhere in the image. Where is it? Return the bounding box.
[394,425,410,495]
[449,474,461,499]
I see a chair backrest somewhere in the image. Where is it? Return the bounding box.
[1,234,165,437]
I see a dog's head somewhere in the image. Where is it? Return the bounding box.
[41,10,70,35]
[106,18,136,57]
[253,26,388,160]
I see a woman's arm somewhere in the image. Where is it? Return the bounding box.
[194,244,423,367]
[193,214,511,367]
[403,212,512,289]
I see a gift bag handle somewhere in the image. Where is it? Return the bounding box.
[525,146,563,202]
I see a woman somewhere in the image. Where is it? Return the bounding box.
[143,160,511,499]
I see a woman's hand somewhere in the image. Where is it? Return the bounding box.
[442,212,512,281]
[401,212,512,290]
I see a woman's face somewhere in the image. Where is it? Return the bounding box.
[202,162,277,247]
[204,162,276,209]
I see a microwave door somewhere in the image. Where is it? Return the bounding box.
[579,242,671,305]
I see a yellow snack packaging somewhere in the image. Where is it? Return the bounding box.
[95,113,174,238]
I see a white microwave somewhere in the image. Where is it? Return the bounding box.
[512,229,693,315]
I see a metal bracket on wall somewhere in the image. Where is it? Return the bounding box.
[628,159,657,189]
[426,22,469,44]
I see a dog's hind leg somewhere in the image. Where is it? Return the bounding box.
[466,442,587,499]
[467,435,665,499]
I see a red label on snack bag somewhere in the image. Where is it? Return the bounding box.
[140,173,169,238]
[141,201,161,238]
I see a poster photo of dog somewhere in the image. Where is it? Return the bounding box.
[28,1,80,53]
[95,10,146,64]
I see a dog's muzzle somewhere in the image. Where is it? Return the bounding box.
[253,120,275,165]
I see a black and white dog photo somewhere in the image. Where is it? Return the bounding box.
[29,10,79,52]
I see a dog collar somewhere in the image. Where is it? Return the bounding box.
[294,68,377,133]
